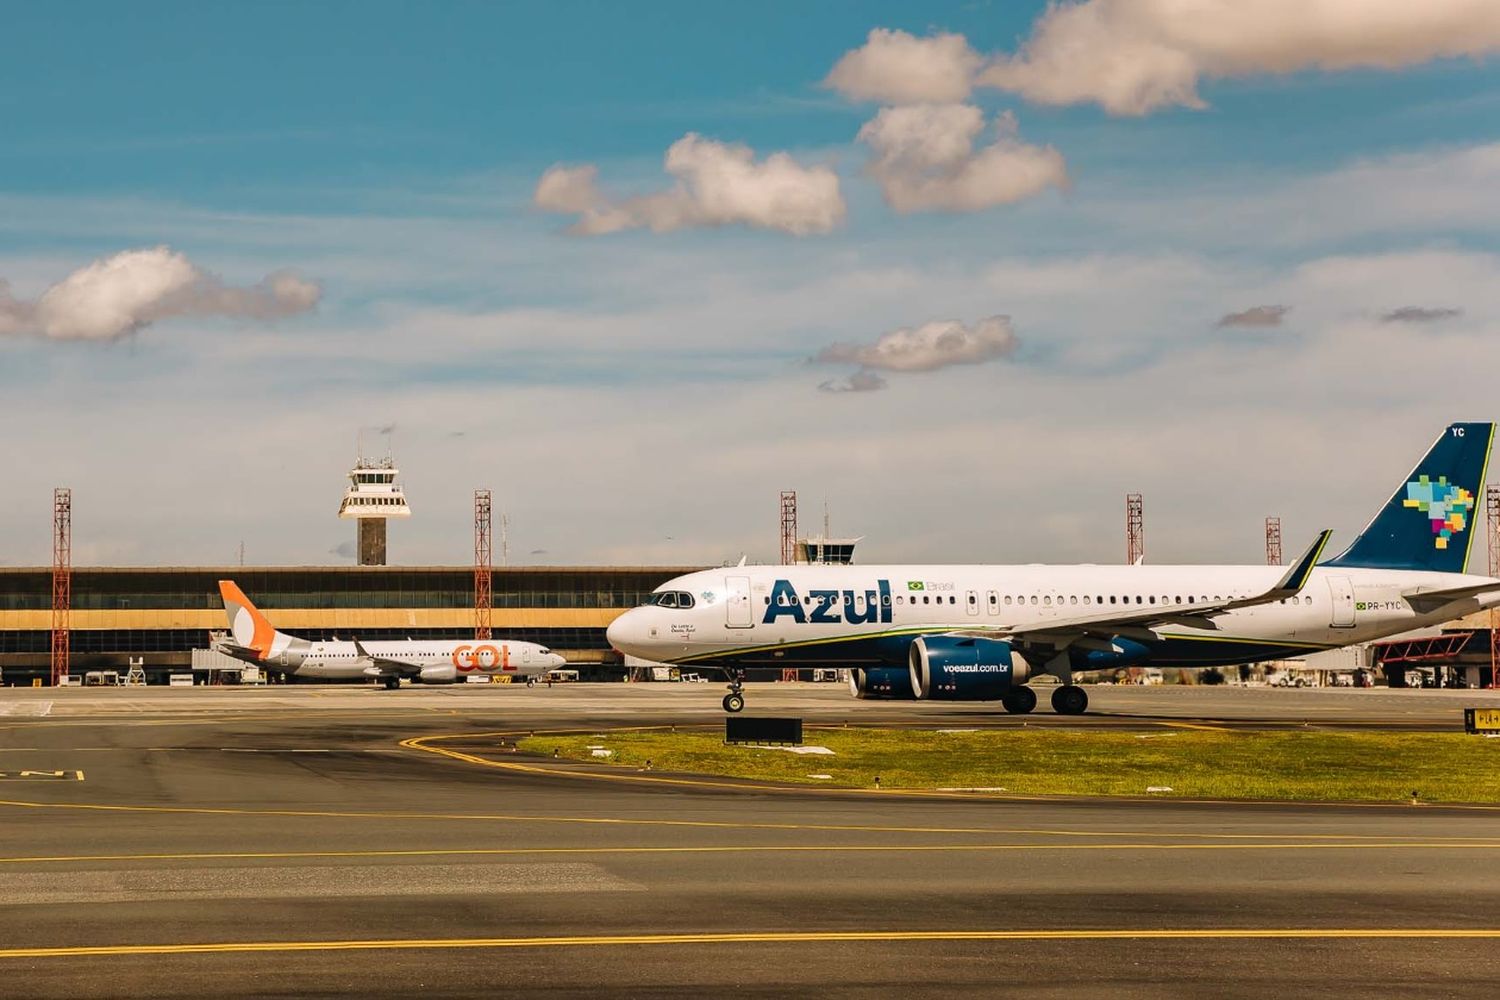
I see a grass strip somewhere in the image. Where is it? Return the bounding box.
[516,728,1500,803]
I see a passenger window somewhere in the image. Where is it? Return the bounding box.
[882,595,891,606]
[1110,596,1117,604]
[1070,596,1077,605]
[1135,596,1142,604]
[1030,596,1038,605]
[1004,596,1012,605]
[896,596,904,605]
[1044,596,1052,606]
[968,594,976,605]
[949,596,956,605]
[1083,596,1091,605]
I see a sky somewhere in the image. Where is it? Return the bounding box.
[4,1,1500,568]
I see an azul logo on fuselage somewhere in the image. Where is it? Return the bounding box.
[763,579,893,626]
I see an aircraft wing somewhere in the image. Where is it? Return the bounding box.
[353,639,422,677]
[960,530,1332,649]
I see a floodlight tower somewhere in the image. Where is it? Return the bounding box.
[337,447,410,566]
[780,491,798,565]
[1265,516,1283,565]
[50,488,71,686]
[1126,493,1144,565]
[1488,487,1500,688]
[474,489,493,641]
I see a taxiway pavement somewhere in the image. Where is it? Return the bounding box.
[0,683,1497,998]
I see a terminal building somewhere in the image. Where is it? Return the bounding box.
[0,565,700,686]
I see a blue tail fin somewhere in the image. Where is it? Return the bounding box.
[1324,422,1494,573]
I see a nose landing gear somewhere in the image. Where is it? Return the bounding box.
[722,670,745,713]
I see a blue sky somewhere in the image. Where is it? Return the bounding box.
[4,1,1500,567]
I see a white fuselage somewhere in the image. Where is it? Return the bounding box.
[268,638,563,682]
[607,563,1500,670]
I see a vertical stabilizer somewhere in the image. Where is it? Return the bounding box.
[219,580,279,661]
[1323,422,1494,573]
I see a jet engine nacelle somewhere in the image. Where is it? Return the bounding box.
[847,666,916,700]
[1079,637,1152,671]
[908,636,1030,701]
[419,664,457,684]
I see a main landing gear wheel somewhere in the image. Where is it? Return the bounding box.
[383,676,400,691]
[1051,684,1089,715]
[722,669,746,713]
[1001,686,1037,714]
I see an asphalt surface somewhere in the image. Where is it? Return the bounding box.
[1,682,1498,998]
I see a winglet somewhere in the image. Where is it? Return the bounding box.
[1271,530,1333,595]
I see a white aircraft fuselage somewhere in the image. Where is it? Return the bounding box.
[608,563,1499,669]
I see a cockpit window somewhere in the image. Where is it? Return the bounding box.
[645,590,694,609]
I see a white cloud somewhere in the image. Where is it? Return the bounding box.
[0,246,319,341]
[813,315,1021,373]
[534,134,845,236]
[824,28,982,104]
[981,0,1500,116]
[857,105,1068,213]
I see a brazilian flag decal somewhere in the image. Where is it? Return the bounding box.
[907,581,924,591]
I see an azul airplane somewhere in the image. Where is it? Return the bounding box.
[607,422,1499,715]
[217,580,566,688]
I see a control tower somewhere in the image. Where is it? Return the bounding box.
[337,454,411,565]
[795,536,862,565]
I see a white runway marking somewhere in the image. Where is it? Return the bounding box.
[0,703,52,717]
[0,863,641,905]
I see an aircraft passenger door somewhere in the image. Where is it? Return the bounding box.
[1327,576,1355,628]
[725,576,754,629]
[965,590,980,617]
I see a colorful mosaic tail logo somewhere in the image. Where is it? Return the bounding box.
[1403,475,1475,551]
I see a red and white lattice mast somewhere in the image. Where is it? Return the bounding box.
[1265,516,1283,566]
[51,488,71,686]
[1126,493,1144,565]
[474,489,493,642]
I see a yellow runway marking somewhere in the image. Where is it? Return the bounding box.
[0,840,1498,866]
[1159,721,1232,732]
[4,795,1497,840]
[2,928,1497,960]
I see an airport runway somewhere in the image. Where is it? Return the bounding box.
[1,683,1498,998]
